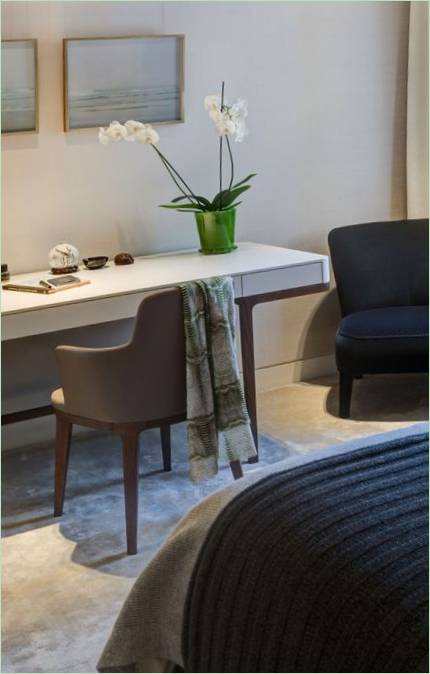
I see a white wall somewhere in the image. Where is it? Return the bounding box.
[407,0,429,218]
[2,1,409,449]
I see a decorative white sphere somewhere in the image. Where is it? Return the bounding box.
[48,243,79,271]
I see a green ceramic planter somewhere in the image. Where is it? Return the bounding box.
[195,208,237,255]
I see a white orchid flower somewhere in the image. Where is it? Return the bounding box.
[229,99,248,142]
[107,120,128,141]
[98,121,128,144]
[124,119,146,141]
[204,95,220,111]
[215,118,236,137]
[208,108,224,123]
[204,93,249,142]
[234,122,248,142]
[230,99,248,119]
[99,120,159,146]
[234,120,248,142]
[98,127,111,145]
[135,124,160,145]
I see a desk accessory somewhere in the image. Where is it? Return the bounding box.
[114,253,134,265]
[83,256,109,269]
[99,82,255,255]
[48,243,79,274]
[1,264,10,281]
[3,275,90,294]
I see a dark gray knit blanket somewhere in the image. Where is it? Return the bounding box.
[183,432,429,673]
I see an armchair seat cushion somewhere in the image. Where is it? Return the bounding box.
[336,305,429,374]
[339,305,429,339]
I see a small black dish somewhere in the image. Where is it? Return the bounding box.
[82,256,109,270]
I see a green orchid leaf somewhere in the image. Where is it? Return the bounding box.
[222,201,242,210]
[212,184,251,210]
[211,187,233,208]
[159,204,200,210]
[170,196,194,204]
[171,195,212,208]
[232,173,257,189]
[160,203,204,210]
[159,204,203,213]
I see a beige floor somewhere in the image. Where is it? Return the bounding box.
[259,372,428,450]
[2,373,428,673]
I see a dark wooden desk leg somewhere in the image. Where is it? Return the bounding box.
[237,298,259,462]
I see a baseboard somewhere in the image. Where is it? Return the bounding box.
[255,354,336,393]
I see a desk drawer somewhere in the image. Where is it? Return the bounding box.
[241,261,324,297]
[2,291,152,341]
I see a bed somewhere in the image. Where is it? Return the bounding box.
[98,423,428,673]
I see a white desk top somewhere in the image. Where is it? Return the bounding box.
[2,242,328,317]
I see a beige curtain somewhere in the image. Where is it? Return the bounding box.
[407,1,429,218]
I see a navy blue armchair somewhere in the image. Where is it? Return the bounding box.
[328,219,429,418]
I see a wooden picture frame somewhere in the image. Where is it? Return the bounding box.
[63,35,185,132]
[1,39,38,134]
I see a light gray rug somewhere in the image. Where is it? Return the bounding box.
[3,373,427,673]
[2,424,292,672]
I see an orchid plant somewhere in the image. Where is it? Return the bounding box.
[98,82,255,213]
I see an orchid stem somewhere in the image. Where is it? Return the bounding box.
[152,145,203,208]
[152,147,199,207]
[219,81,225,210]
[226,136,234,191]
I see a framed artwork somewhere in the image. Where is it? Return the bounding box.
[1,39,38,134]
[63,35,184,131]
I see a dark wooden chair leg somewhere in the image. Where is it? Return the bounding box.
[160,424,172,471]
[121,432,140,555]
[237,298,259,463]
[54,414,73,517]
[229,460,243,480]
[339,371,354,419]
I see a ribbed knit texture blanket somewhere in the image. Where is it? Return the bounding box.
[180,276,256,481]
[183,431,429,672]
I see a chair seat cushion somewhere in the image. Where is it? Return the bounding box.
[336,306,429,374]
[51,388,66,411]
[339,306,429,339]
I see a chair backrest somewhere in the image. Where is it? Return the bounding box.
[56,287,187,425]
[127,288,187,422]
[328,219,429,316]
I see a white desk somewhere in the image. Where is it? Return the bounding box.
[1,242,330,454]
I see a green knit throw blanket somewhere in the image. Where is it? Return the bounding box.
[180,276,257,481]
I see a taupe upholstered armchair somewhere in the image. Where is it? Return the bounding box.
[51,288,243,555]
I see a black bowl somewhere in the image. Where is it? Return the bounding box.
[82,256,109,270]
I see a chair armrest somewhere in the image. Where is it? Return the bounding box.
[55,344,135,423]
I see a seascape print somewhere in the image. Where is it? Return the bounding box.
[65,37,183,130]
[1,41,37,133]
